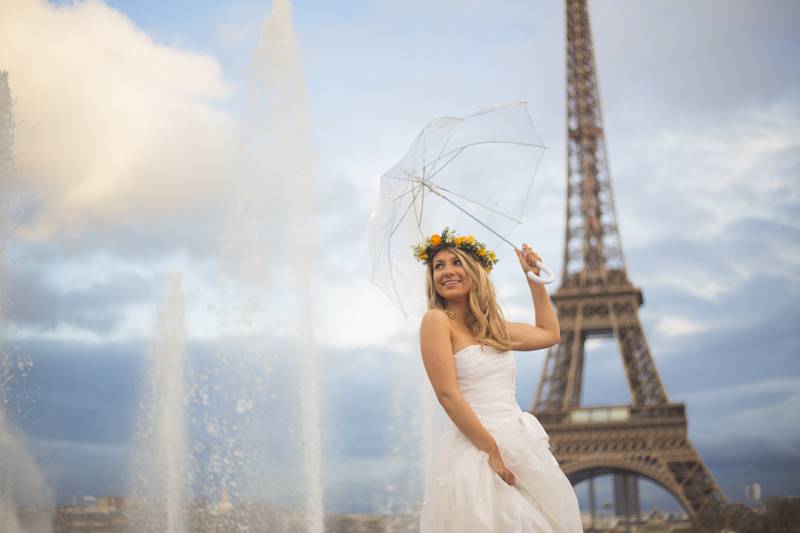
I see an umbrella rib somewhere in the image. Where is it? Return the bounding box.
[433,191,519,251]
[387,182,424,239]
[385,175,417,184]
[414,137,544,226]
[426,117,465,180]
[388,187,417,204]
[424,146,466,182]
[429,183,523,225]
[419,139,546,178]
[385,232,407,317]
[433,140,548,162]
[415,185,425,228]
[384,182,426,317]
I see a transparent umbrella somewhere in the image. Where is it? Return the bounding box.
[367,101,554,316]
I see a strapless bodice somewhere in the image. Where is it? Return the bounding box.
[453,344,521,426]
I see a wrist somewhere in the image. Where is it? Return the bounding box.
[482,440,500,456]
[527,277,548,292]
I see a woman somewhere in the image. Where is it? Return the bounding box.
[416,228,583,533]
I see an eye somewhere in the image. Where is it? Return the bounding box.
[453,259,462,266]
[434,263,444,270]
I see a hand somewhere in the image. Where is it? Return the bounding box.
[487,449,516,486]
[515,243,542,277]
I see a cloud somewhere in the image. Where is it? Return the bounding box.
[0,0,236,241]
[612,104,800,253]
[655,316,715,338]
[590,0,800,121]
[5,260,156,335]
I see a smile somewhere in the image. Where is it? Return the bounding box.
[442,279,461,288]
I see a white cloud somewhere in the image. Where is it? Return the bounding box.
[0,0,236,240]
[616,104,799,247]
[655,315,713,338]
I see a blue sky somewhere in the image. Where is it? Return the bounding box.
[1,0,798,516]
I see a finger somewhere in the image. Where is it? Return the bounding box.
[516,249,530,269]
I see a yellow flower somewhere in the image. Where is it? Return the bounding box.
[454,237,464,245]
[478,248,486,257]
[430,234,442,246]
[466,235,476,244]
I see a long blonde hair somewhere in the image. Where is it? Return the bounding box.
[426,247,511,351]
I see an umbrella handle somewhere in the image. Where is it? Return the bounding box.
[526,260,555,285]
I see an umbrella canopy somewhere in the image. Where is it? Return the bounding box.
[367,102,548,316]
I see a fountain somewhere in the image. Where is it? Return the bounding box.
[236,0,323,529]
[0,70,53,533]
[0,407,53,533]
[127,0,324,526]
[381,339,438,530]
[132,273,188,533]
[2,0,330,529]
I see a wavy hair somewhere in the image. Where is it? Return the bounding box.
[426,247,511,351]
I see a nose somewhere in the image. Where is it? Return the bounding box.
[441,263,457,277]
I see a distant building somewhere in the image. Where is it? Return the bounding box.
[51,495,420,533]
[54,496,129,532]
[580,510,691,532]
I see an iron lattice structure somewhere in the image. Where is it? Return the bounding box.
[531,0,726,516]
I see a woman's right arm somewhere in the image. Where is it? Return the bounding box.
[420,309,516,486]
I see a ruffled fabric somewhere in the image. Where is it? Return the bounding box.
[420,345,583,533]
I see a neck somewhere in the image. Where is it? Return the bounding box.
[445,298,471,327]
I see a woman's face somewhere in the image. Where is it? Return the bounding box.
[431,249,472,302]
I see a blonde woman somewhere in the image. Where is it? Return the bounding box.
[416,228,583,533]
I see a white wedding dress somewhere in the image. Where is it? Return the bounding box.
[420,344,583,533]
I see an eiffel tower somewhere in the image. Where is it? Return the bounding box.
[531,0,726,520]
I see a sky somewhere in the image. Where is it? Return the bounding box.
[1,0,799,517]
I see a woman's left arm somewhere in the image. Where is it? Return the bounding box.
[506,244,561,351]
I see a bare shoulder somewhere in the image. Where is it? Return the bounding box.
[421,308,449,326]
[420,309,452,343]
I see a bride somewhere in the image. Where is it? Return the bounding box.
[415,228,583,532]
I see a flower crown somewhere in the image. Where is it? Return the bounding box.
[412,227,498,272]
